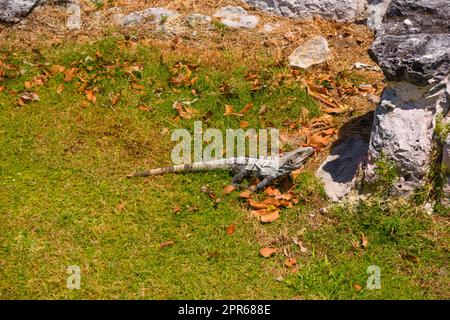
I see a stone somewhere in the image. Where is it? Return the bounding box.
[366,0,392,30]
[369,0,450,86]
[115,7,178,27]
[241,0,391,29]
[186,13,211,28]
[365,0,450,196]
[262,23,279,33]
[288,36,330,69]
[242,0,366,22]
[213,6,259,29]
[66,1,81,30]
[316,138,369,201]
[0,0,40,24]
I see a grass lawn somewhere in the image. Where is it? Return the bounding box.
[0,36,448,299]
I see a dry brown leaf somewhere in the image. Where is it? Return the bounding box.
[240,102,253,114]
[226,224,236,236]
[309,134,330,147]
[56,83,64,95]
[262,198,281,207]
[354,284,362,291]
[85,89,96,103]
[239,190,252,199]
[265,186,282,197]
[239,120,249,129]
[110,93,120,106]
[19,92,39,103]
[173,205,181,214]
[51,65,65,74]
[259,105,268,115]
[160,241,175,248]
[260,209,280,223]
[132,83,145,90]
[361,233,369,248]
[224,104,234,116]
[248,199,268,210]
[138,105,151,112]
[285,258,297,268]
[324,107,346,114]
[63,68,77,82]
[223,185,236,195]
[259,247,278,258]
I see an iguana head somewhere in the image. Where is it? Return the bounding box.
[280,147,314,170]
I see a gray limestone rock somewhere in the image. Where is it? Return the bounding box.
[241,0,391,29]
[288,36,330,69]
[114,7,178,27]
[213,6,259,29]
[366,0,450,196]
[0,0,40,24]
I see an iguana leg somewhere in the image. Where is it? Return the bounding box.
[231,170,249,187]
[253,175,277,192]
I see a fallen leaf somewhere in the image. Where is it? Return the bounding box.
[63,67,77,82]
[259,209,280,223]
[132,83,145,90]
[248,199,268,210]
[361,233,369,248]
[226,224,236,236]
[297,241,308,253]
[56,83,64,95]
[223,185,236,195]
[223,104,234,116]
[351,239,360,249]
[260,247,278,258]
[285,258,297,267]
[173,205,181,214]
[309,134,330,147]
[138,105,151,112]
[239,190,252,199]
[239,120,249,129]
[265,186,282,197]
[354,284,362,291]
[85,89,96,103]
[110,93,120,106]
[324,107,346,114]
[19,92,39,103]
[159,241,175,248]
[262,198,281,207]
[240,102,253,114]
[51,65,65,74]
[259,105,268,115]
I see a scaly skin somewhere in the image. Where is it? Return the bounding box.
[128,147,314,192]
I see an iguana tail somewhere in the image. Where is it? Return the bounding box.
[127,159,235,178]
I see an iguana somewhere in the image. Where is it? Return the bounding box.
[127,147,314,192]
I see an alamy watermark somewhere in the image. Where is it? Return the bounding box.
[67,265,81,290]
[171,121,280,166]
[366,265,381,290]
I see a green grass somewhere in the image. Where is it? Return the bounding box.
[0,36,448,299]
